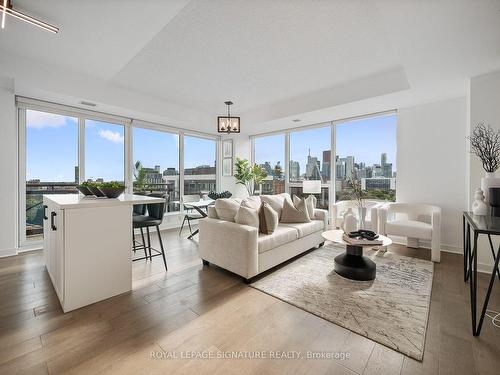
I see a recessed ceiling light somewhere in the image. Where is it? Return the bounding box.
[292,119,301,123]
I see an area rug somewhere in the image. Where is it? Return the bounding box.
[250,244,434,360]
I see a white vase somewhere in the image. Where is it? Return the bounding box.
[480,171,500,204]
[342,208,357,233]
[472,188,488,215]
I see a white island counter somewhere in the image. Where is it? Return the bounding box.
[43,194,163,312]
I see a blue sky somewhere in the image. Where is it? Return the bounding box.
[254,113,397,172]
[26,110,216,182]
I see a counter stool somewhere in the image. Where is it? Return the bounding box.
[132,200,167,270]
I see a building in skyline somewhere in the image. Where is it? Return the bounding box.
[290,160,300,180]
[322,150,331,179]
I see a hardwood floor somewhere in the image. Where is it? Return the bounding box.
[0,228,498,374]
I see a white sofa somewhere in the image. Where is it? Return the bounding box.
[331,199,386,231]
[378,203,441,262]
[199,194,328,282]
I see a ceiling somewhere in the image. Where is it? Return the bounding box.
[1,0,500,134]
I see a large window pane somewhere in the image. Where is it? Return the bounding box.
[85,119,125,183]
[254,134,285,194]
[335,113,397,202]
[289,125,331,209]
[25,109,78,239]
[183,136,216,197]
[133,128,180,212]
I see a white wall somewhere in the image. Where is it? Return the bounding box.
[219,134,251,198]
[0,78,18,257]
[469,70,500,271]
[397,97,468,252]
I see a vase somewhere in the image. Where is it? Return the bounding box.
[358,206,367,229]
[342,208,357,233]
[472,188,488,215]
[480,172,500,203]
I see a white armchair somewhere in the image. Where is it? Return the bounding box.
[378,203,441,262]
[331,200,387,231]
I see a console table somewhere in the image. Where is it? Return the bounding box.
[462,212,500,336]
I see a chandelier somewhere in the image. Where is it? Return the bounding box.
[217,101,240,134]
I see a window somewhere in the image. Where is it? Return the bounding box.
[25,109,78,240]
[335,113,397,202]
[133,127,180,212]
[253,134,285,194]
[183,135,216,197]
[85,120,125,183]
[289,125,331,210]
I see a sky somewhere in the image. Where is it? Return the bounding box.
[254,113,397,173]
[26,110,216,182]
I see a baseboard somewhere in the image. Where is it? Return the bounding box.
[0,247,18,258]
[389,236,494,274]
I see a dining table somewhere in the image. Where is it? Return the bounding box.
[181,199,215,239]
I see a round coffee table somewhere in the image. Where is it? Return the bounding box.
[322,230,392,281]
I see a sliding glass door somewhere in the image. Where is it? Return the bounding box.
[133,127,180,212]
[183,135,216,198]
[84,120,125,183]
[24,109,79,241]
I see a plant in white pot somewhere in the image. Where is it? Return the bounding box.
[234,158,268,196]
[468,123,500,202]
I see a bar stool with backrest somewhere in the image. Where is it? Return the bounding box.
[132,200,167,270]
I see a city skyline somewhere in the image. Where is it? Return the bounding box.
[25,110,217,182]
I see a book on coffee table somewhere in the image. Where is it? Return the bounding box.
[342,233,383,246]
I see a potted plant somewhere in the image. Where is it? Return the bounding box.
[348,173,367,229]
[468,123,500,201]
[76,181,94,196]
[98,181,126,198]
[234,158,268,196]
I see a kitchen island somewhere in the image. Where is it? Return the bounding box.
[42,193,164,312]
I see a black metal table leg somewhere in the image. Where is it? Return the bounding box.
[469,232,478,335]
[476,243,500,335]
[487,234,500,281]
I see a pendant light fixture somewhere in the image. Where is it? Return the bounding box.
[1,0,59,33]
[217,101,240,134]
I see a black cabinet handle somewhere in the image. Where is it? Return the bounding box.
[50,212,57,231]
[43,205,48,220]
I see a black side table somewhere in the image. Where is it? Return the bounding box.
[462,212,500,336]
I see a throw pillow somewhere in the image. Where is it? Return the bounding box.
[261,193,289,219]
[280,197,311,223]
[214,198,242,222]
[241,196,262,211]
[234,205,259,228]
[293,195,316,219]
[258,202,279,234]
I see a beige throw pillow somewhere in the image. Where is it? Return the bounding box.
[293,195,316,219]
[234,205,259,228]
[258,202,279,234]
[241,196,261,211]
[260,193,289,219]
[280,197,311,223]
[214,198,242,222]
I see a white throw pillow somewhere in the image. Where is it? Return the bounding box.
[214,198,242,222]
[234,205,259,228]
[241,196,262,211]
[293,195,316,219]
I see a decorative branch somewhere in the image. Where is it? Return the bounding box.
[467,123,500,173]
[347,171,366,208]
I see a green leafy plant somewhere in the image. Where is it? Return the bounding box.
[81,181,100,187]
[100,181,125,188]
[234,158,268,196]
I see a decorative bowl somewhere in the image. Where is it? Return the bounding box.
[76,185,93,196]
[98,187,125,198]
[88,186,106,197]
